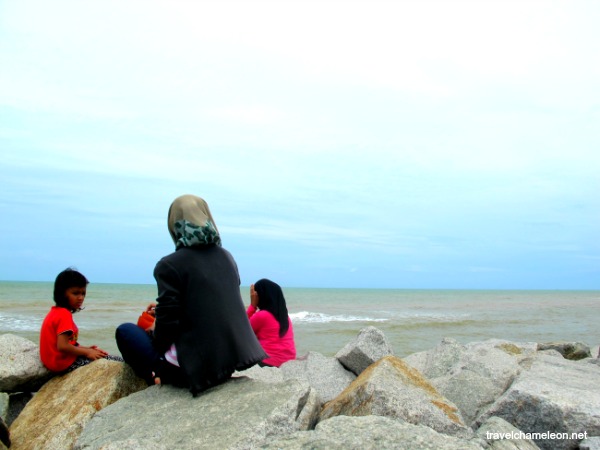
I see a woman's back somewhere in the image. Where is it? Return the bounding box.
[154,245,266,394]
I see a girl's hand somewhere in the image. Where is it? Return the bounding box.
[250,284,259,308]
[85,347,108,360]
[146,303,157,317]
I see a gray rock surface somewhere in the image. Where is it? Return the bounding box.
[0,334,52,392]
[233,364,285,383]
[538,341,591,360]
[280,351,355,403]
[587,358,600,367]
[476,353,600,450]
[76,377,320,449]
[476,416,541,450]
[403,338,524,426]
[320,356,472,439]
[265,415,486,450]
[580,437,600,450]
[335,326,394,375]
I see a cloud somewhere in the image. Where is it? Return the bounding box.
[1,0,599,288]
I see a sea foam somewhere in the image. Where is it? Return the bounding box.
[290,311,388,323]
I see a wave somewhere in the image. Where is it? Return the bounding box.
[0,313,42,332]
[289,310,474,325]
[290,311,388,324]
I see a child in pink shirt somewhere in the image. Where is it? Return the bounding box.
[246,279,296,367]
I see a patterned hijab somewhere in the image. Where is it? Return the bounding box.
[168,195,221,249]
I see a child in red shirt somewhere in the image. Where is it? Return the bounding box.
[246,279,296,367]
[40,268,122,372]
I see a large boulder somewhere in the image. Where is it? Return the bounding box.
[320,355,472,438]
[476,352,600,450]
[8,359,146,450]
[280,351,355,403]
[335,326,394,376]
[403,338,527,426]
[0,334,52,392]
[75,377,321,449]
[264,415,486,450]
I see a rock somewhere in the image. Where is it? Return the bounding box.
[403,338,523,426]
[475,352,600,450]
[264,415,486,449]
[538,342,591,360]
[476,416,541,450]
[335,326,394,375]
[537,349,564,358]
[280,351,355,403]
[9,359,146,450]
[0,334,53,392]
[580,436,600,450]
[75,377,321,449]
[233,364,285,383]
[320,355,472,438]
[235,352,356,405]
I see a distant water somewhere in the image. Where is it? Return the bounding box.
[1,281,598,358]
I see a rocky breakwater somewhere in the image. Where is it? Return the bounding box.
[0,327,599,449]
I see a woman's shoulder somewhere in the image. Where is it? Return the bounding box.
[156,245,237,270]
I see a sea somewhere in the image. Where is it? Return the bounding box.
[1,281,599,358]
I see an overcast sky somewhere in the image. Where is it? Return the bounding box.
[1,1,598,289]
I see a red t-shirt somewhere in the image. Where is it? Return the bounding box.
[247,305,296,367]
[39,306,79,372]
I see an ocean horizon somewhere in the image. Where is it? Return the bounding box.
[1,281,599,358]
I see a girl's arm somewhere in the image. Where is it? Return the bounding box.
[248,310,267,334]
[247,304,258,319]
[56,333,108,360]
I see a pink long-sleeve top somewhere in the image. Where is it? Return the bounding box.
[247,305,296,367]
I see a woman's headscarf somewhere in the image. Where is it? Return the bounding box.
[168,195,221,249]
[254,278,289,337]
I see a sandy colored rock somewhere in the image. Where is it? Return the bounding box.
[320,355,471,438]
[9,359,146,450]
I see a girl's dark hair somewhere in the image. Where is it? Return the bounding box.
[53,268,89,310]
[254,278,289,337]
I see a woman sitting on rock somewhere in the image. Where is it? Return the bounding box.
[247,279,296,367]
[116,194,267,395]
